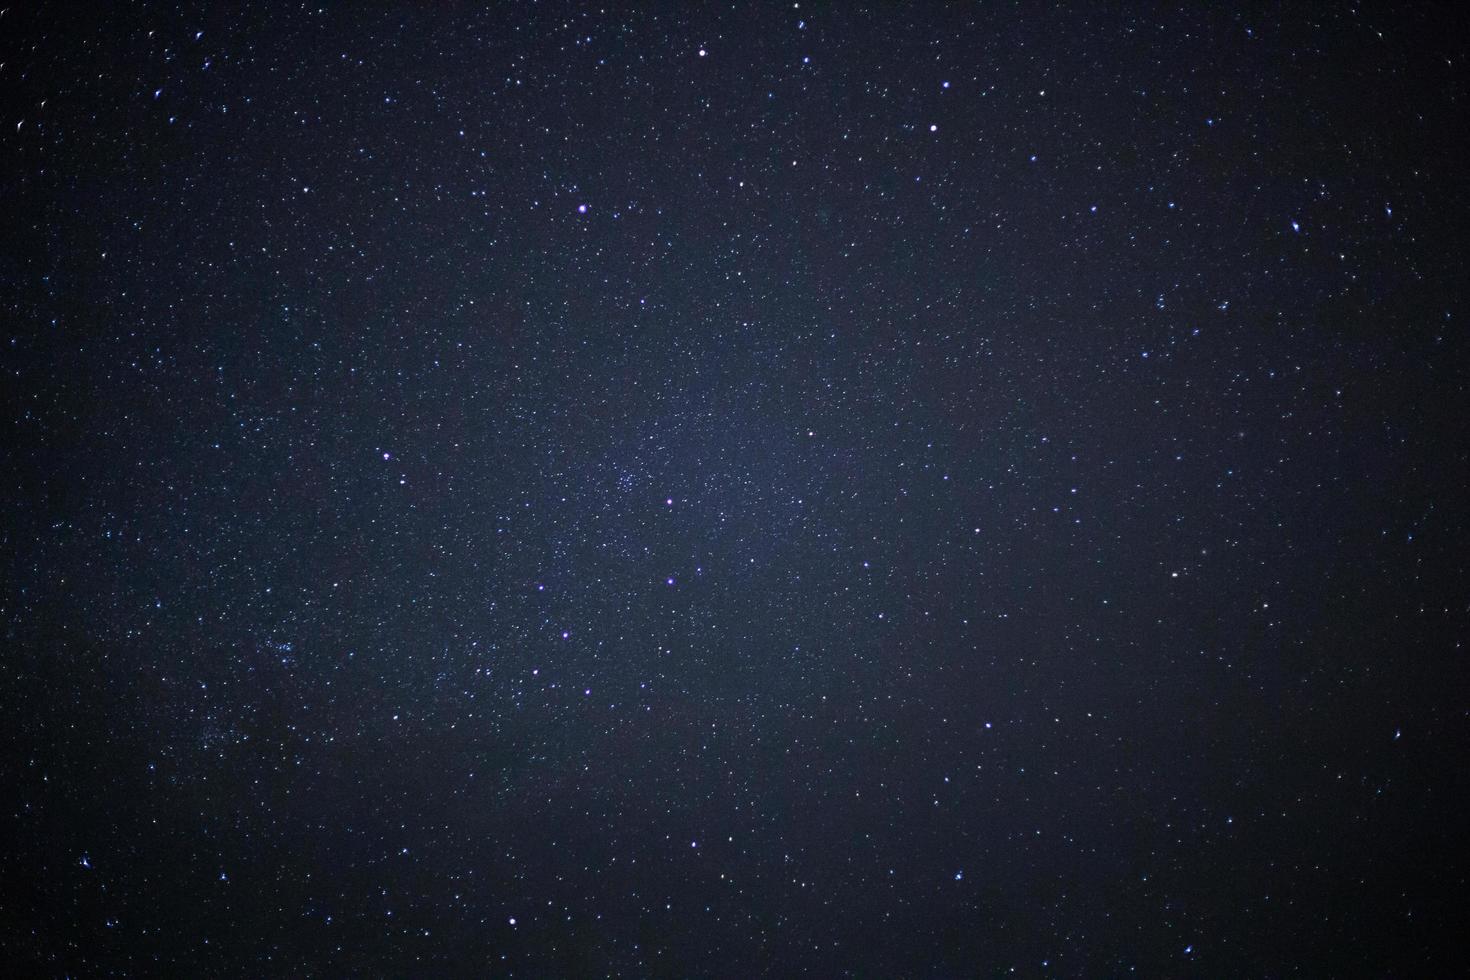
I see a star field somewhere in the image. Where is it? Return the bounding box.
[2,3,1468,975]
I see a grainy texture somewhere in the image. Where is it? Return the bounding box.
[2,2,1467,975]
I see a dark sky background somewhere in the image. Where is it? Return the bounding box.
[3,2,1468,976]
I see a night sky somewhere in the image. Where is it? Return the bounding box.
[3,3,1468,976]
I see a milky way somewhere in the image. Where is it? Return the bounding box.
[3,4,1467,975]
